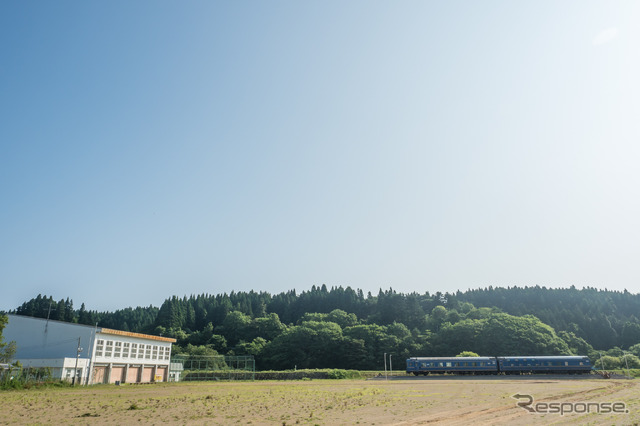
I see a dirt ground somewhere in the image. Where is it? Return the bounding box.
[1,377,638,425]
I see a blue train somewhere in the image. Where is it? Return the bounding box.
[406,355,592,375]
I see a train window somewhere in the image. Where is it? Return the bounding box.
[579,362,583,366]
[446,362,452,367]
[565,362,569,366]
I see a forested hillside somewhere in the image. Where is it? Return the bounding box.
[8,286,640,370]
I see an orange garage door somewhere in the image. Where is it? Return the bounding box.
[127,366,140,383]
[141,367,154,383]
[92,366,107,384]
[110,366,125,384]
[155,366,167,382]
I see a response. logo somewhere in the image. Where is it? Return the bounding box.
[511,393,628,415]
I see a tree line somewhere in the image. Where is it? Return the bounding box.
[5,286,640,370]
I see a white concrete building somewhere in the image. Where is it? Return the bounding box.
[3,314,176,384]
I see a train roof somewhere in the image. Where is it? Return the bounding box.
[408,355,589,361]
[497,355,589,359]
[407,357,494,361]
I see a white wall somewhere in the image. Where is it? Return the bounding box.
[19,358,90,381]
[94,332,172,366]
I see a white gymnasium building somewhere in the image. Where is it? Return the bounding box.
[3,314,176,384]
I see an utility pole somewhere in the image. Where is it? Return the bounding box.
[384,353,387,380]
[390,354,393,378]
[45,300,54,333]
[73,337,82,385]
[86,322,98,386]
[623,352,630,378]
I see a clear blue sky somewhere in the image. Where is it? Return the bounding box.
[1,1,639,312]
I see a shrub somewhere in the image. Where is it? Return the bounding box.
[253,369,362,381]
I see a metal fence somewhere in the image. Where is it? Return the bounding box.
[1,366,54,388]
[169,355,255,381]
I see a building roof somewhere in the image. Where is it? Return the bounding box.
[7,314,176,343]
[8,314,98,330]
[100,328,176,343]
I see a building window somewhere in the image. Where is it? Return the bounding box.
[105,341,113,357]
[123,342,130,358]
[158,347,165,360]
[131,343,137,358]
[96,340,104,357]
[165,346,171,360]
[152,345,158,360]
[145,344,152,359]
[114,341,122,358]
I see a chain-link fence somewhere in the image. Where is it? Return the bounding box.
[169,355,255,381]
[1,366,55,389]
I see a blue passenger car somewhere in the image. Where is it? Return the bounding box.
[406,357,498,375]
[497,356,591,374]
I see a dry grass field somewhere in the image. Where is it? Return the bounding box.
[1,377,638,425]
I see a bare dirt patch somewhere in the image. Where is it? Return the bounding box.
[0,378,637,425]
